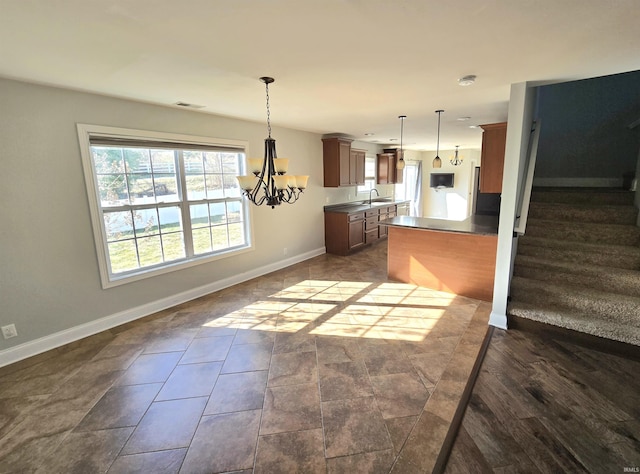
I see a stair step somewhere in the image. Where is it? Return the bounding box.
[513,254,640,297]
[509,276,640,328]
[518,236,640,270]
[516,186,640,345]
[507,301,640,346]
[528,201,638,225]
[526,218,640,246]
[531,188,635,206]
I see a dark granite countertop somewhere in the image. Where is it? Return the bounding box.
[379,214,499,236]
[323,199,410,214]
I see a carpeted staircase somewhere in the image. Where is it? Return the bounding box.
[508,188,640,346]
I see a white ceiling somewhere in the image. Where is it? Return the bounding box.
[1,0,639,150]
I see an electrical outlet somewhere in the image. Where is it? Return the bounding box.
[283,247,288,256]
[2,324,17,339]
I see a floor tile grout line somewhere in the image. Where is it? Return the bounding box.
[251,304,280,472]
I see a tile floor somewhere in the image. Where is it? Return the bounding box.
[0,242,490,473]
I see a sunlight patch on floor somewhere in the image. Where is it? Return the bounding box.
[201,280,463,342]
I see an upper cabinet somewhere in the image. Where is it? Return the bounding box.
[479,122,507,193]
[376,149,403,184]
[351,148,366,186]
[322,137,365,187]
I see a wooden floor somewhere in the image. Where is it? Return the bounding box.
[444,327,640,473]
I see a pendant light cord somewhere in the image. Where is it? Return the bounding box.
[399,115,405,155]
[436,110,441,156]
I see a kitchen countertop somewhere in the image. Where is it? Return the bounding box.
[379,214,499,236]
[323,199,410,213]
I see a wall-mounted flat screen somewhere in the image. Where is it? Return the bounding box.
[430,173,454,188]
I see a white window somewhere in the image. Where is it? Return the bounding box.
[357,155,377,193]
[78,125,252,288]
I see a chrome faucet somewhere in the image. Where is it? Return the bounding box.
[368,188,379,205]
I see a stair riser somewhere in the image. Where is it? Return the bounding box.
[526,224,640,246]
[507,304,640,346]
[528,204,638,225]
[531,191,635,206]
[513,264,640,297]
[510,284,640,327]
[517,244,640,270]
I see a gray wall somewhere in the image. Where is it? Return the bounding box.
[535,70,640,183]
[0,78,392,355]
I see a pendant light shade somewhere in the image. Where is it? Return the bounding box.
[432,110,444,169]
[396,115,406,170]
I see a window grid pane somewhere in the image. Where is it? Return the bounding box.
[91,143,248,277]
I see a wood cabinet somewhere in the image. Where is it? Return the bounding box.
[322,137,365,187]
[479,122,507,193]
[351,149,365,186]
[376,150,403,184]
[325,204,398,255]
[325,211,365,256]
[348,215,365,250]
[379,205,397,238]
[364,209,379,244]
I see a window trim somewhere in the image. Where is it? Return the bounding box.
[357,154,377,194]
[77,123,253,289]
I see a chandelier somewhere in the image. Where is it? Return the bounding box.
[450,145,463,166]
[396,115,406,170]
[236,77,309,208]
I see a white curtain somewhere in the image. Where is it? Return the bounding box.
[395,161,423,216]
[411,161,422,216]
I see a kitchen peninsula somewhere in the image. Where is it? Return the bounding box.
[380,215,499,301]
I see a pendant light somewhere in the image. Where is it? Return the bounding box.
[432,109,444,169]
[450,145,463,166]
[396,115,406,170]
[236,77,309,208]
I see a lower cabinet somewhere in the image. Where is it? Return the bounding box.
[378,205,396,238]
[348,216,365,250]
[325,211,365,256]
[325,204,398,256]
[364,210,379,245]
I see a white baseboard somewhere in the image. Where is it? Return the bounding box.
[532,177,624,188]
[489,311,508,330]
[0,247,326,368]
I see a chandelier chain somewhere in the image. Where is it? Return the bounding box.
[265,81,272,138]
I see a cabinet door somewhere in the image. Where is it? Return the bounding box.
[479,122,507,193]
[377,151,403,184]
[388,155,397,184]
[395,151,404,184]
[348,219,365,249]
[339,140,352,186]
[352,149,365,185]
[376,153,391,184]
[322,137,353,187]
